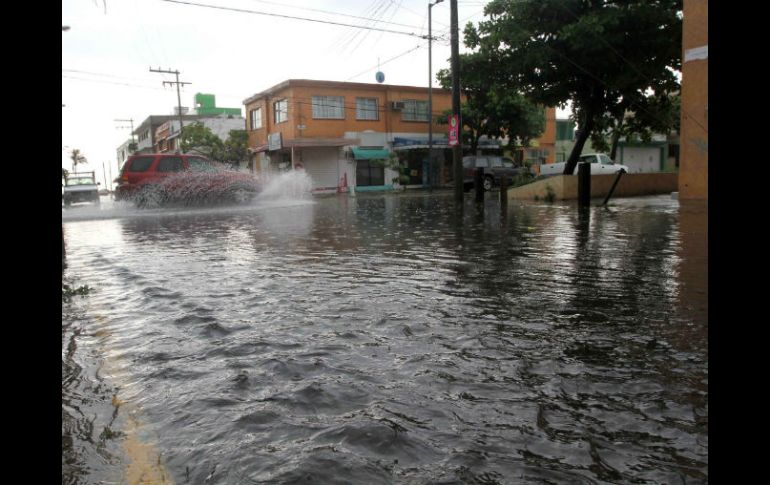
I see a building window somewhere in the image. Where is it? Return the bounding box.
[356,97,378,120]
[312,96,345,119]
[402,99,429,122]
[274,99,288,124]
[356,159,385,186]
[250,107,262,130]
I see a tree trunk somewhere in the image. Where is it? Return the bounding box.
[564,108,595,175]
[471,131,480,156]
[609,117,623,161]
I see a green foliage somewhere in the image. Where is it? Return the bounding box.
[221,130,249,167]
[436,52,545,154]
[62,283,92,303]
[181,124,250,167]
[468,0,682,172]
[373,153,410,185]
[180,122,224,159]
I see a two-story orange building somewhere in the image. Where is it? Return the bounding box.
[243,79,554,193]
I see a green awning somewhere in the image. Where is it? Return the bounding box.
[352,148,390,160]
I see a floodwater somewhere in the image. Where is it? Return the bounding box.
[62,174,707,484]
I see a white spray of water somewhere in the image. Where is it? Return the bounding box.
[256,170,314,203]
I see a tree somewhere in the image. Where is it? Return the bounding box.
[180,122,224,159]
[467,0,682,174]
[589,91,680,160]
[436,52,545,155]
[69,149,85,172]
[220,130,249,168]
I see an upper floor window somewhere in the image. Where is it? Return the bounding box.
[312,96,345,119]
[274,99,288,124]
[250,107,262,130]
[356,97,379,120]
[402,99,429,122]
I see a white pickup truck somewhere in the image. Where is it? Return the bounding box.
[540,153,629,176]
[63,171,100,207]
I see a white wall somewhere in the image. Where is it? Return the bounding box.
[621,147,663,173]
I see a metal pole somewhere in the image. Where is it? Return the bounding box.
[578,162,591,207]
[602,168,626,206]
[450,0,462,203]
[428,3,433,189]
[500,174,508,213]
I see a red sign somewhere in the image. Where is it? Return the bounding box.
[448,114,459,146]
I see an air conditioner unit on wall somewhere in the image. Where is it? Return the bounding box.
[391,101,405,110]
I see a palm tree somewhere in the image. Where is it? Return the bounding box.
[69,149,85,172]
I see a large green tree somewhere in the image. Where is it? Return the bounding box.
[180,124,249,168]
[436,53,545,155]
[220,130,249,167]
[590,92,680,160]
[180,122,224,159]
[467,0,681,174]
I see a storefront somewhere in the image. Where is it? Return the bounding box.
[352,147,391,191]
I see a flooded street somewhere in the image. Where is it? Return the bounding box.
[62,184,707,484]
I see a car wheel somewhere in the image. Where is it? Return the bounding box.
[483,176,494,191]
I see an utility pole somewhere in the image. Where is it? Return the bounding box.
[114,118,135,145]
[450,0,463,203]
[428,0,444,189]
[149,67,191,153]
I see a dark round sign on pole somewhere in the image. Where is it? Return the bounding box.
[375,71,385,83]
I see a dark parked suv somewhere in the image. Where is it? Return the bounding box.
[115,153,261,208]
[462,155,527,191]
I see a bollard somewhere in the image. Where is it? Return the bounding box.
[500,174,508,213]
[602,168,626,206]
[475,167,484,203]
[577,162,591,207]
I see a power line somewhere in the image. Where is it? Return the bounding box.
[243,0,426,31]
[62,68,159,83]
[160,0,432,40]
[62,74,165,90]
[346,43,426,81]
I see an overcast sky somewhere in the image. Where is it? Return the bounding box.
[62,0,563,187]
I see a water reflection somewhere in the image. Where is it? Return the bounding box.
[62,193,707,483]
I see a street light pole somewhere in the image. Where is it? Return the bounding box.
[428,0,444,189]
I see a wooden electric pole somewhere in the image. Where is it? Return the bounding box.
[149,67,191,152]
[450,0,463,203]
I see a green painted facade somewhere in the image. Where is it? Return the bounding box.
[194,93,241,116]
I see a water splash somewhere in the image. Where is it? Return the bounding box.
[256,170,313,202]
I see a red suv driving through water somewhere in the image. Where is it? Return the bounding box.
[115,153,261,208]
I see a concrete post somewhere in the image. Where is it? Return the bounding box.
[578,162,591,207]
[475,167,484,203]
